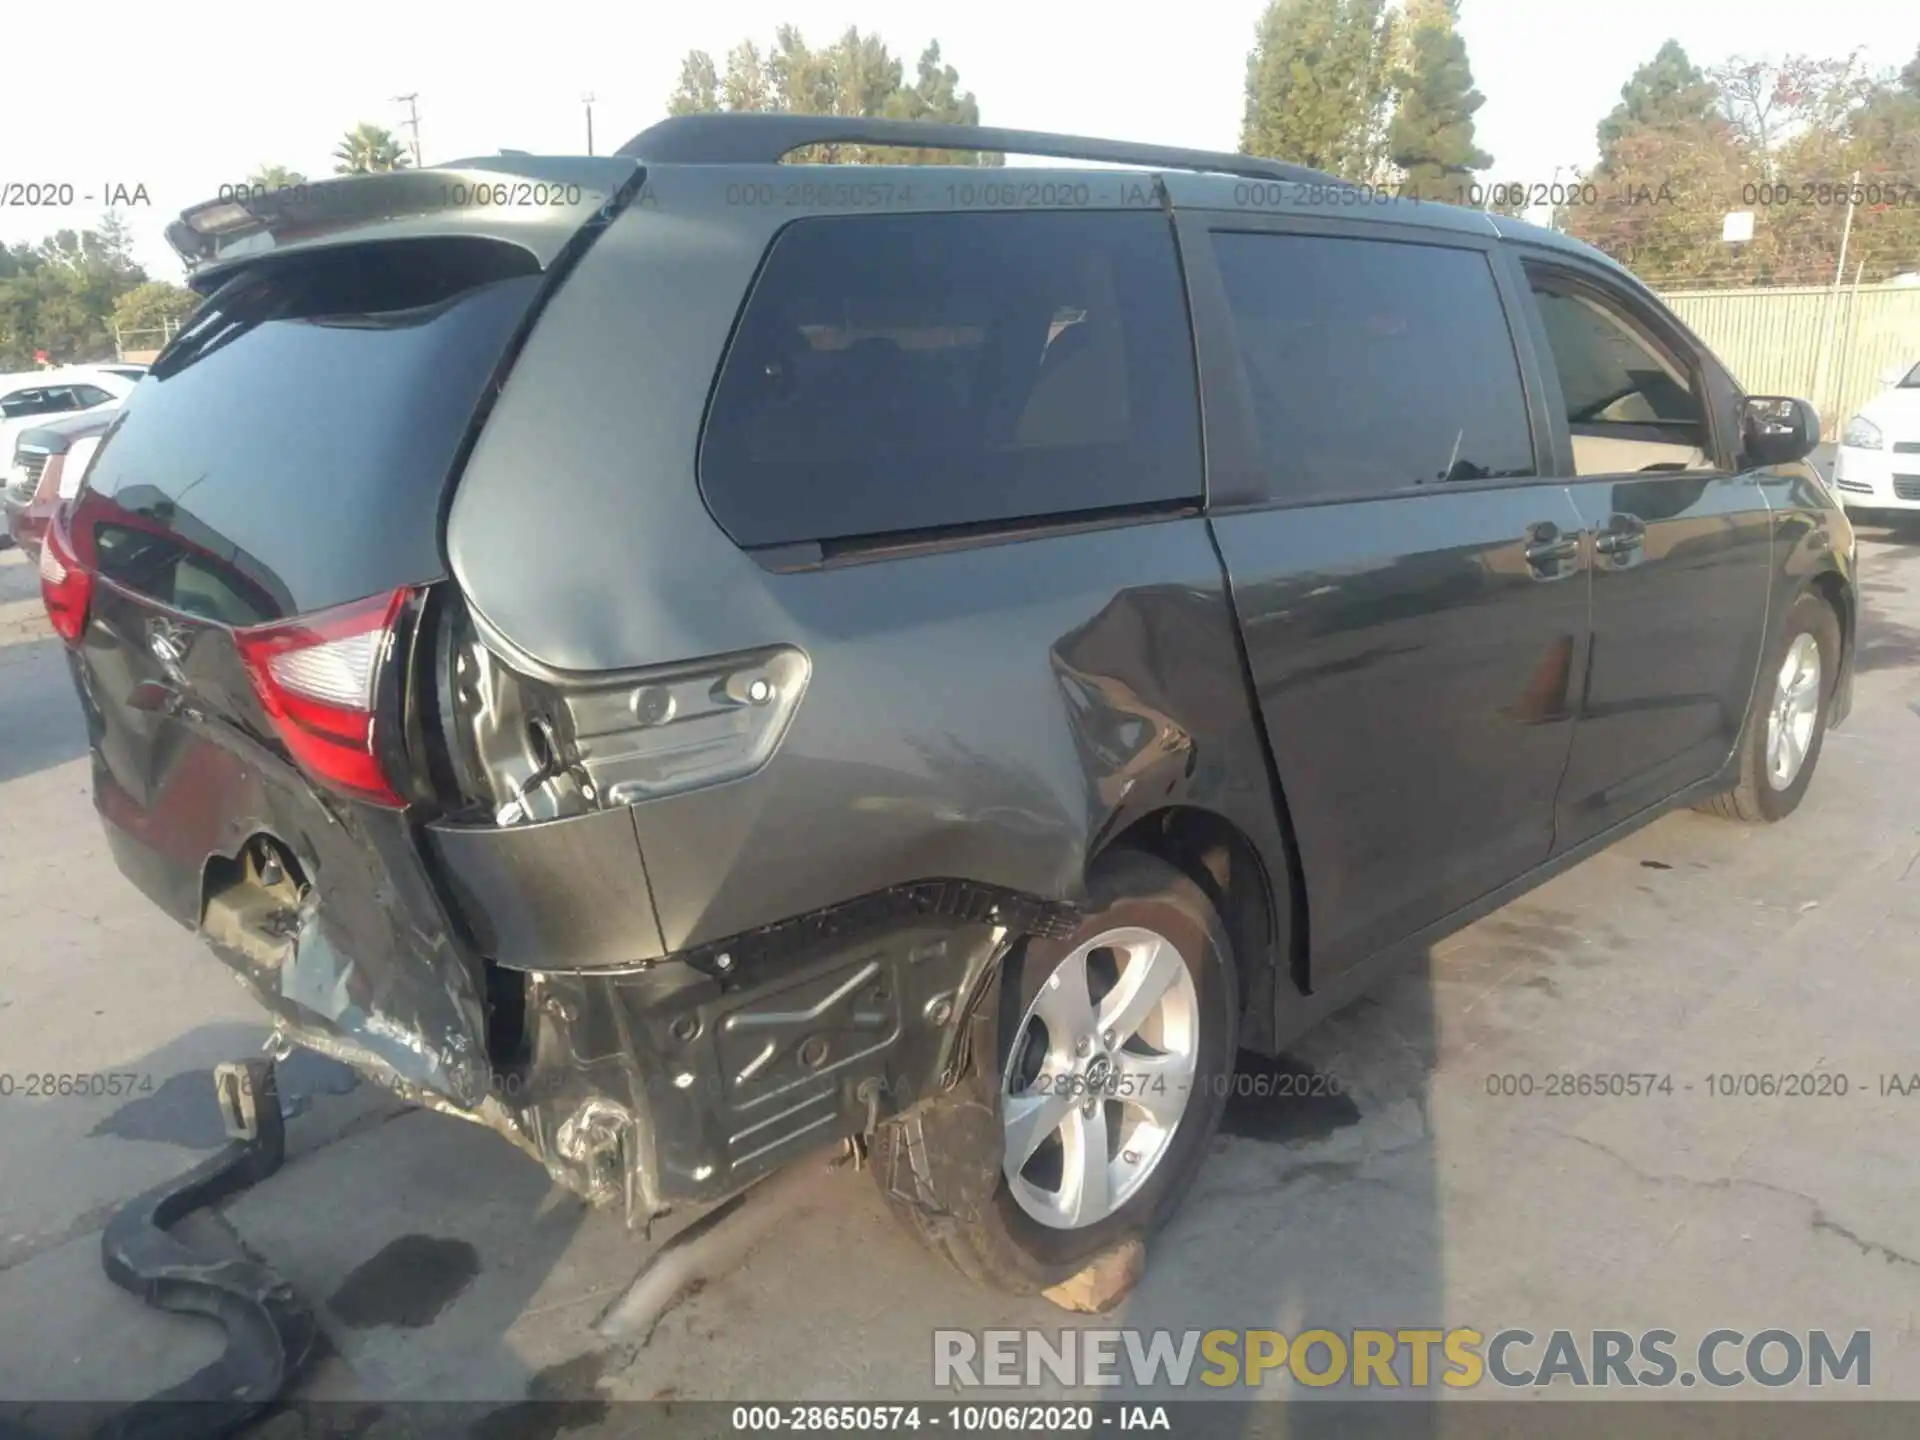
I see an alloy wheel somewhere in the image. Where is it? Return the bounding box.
[1764,632,1821,791]
[1000,926,1200,1230]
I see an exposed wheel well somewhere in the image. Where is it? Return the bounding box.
[1100,806,1292,1055]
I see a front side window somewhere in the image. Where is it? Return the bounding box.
[1211,231,1536,503]
[1526,272,1714,475]
[701,209,1203,548]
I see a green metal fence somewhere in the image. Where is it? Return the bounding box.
[1660,282,1920,431]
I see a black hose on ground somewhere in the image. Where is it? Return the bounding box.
[90,1059,318,1440]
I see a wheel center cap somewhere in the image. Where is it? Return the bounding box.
[1084,1053,1113,1090]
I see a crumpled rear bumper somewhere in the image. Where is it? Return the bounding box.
[180,791,1032,1214]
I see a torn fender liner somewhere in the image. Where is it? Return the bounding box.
[96,1061,317,1440]
[880,1004,1005,1240]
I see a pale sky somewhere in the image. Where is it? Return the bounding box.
[2,0,1915,280]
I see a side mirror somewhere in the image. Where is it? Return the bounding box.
[1742,395,1821,468]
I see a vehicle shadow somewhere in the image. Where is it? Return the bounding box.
[0,637,87,786]
[1110,948,1442,1434]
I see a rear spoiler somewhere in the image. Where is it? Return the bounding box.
[166,155,644,294]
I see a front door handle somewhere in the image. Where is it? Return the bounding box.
[1593,514,1646,558]
[1523,522,1581,575]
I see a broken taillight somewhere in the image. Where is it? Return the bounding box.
[234,588,412,807]
[39,514,93,646]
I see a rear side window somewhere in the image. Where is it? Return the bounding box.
[1212,232,1535,502]
[701,210,1202,548]
[78,239,543,620]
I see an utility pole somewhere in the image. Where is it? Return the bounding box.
[583,93,596,156]
[1809,169,1861,425]
[393,92,423,167]
[1830,169,1861,291]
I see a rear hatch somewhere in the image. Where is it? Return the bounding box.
[49,158,642,1104]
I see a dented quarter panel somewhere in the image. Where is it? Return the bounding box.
[624,537,1288,953]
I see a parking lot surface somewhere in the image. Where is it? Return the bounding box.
[3,520,1919,1419]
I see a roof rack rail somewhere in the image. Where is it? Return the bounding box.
[616,113,1342,186]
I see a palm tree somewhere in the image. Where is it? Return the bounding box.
[246,164,308,190]
[332,124,412,175]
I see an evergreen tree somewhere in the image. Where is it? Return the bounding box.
[1385,0,1491,200]
[1241,0,1396,178]
[1596,40,1720,168]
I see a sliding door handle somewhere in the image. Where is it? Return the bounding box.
[1593,515,1647,558]
[1523,522,1582,576]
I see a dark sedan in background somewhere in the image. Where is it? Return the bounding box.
[5,406,119,560]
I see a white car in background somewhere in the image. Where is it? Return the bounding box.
[0,366,139,467]
[1833,359,1920,524]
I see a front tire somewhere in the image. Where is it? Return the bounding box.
[1698,591,1839,823]
[872,851,1238,1294]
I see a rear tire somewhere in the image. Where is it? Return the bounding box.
[1697,591,1838,823]
[871,851,1238,1294]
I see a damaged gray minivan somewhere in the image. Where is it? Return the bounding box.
[47,114,1854,1295]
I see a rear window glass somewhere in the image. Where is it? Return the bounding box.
[700,210,1202,548]
[79,239,542,620]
